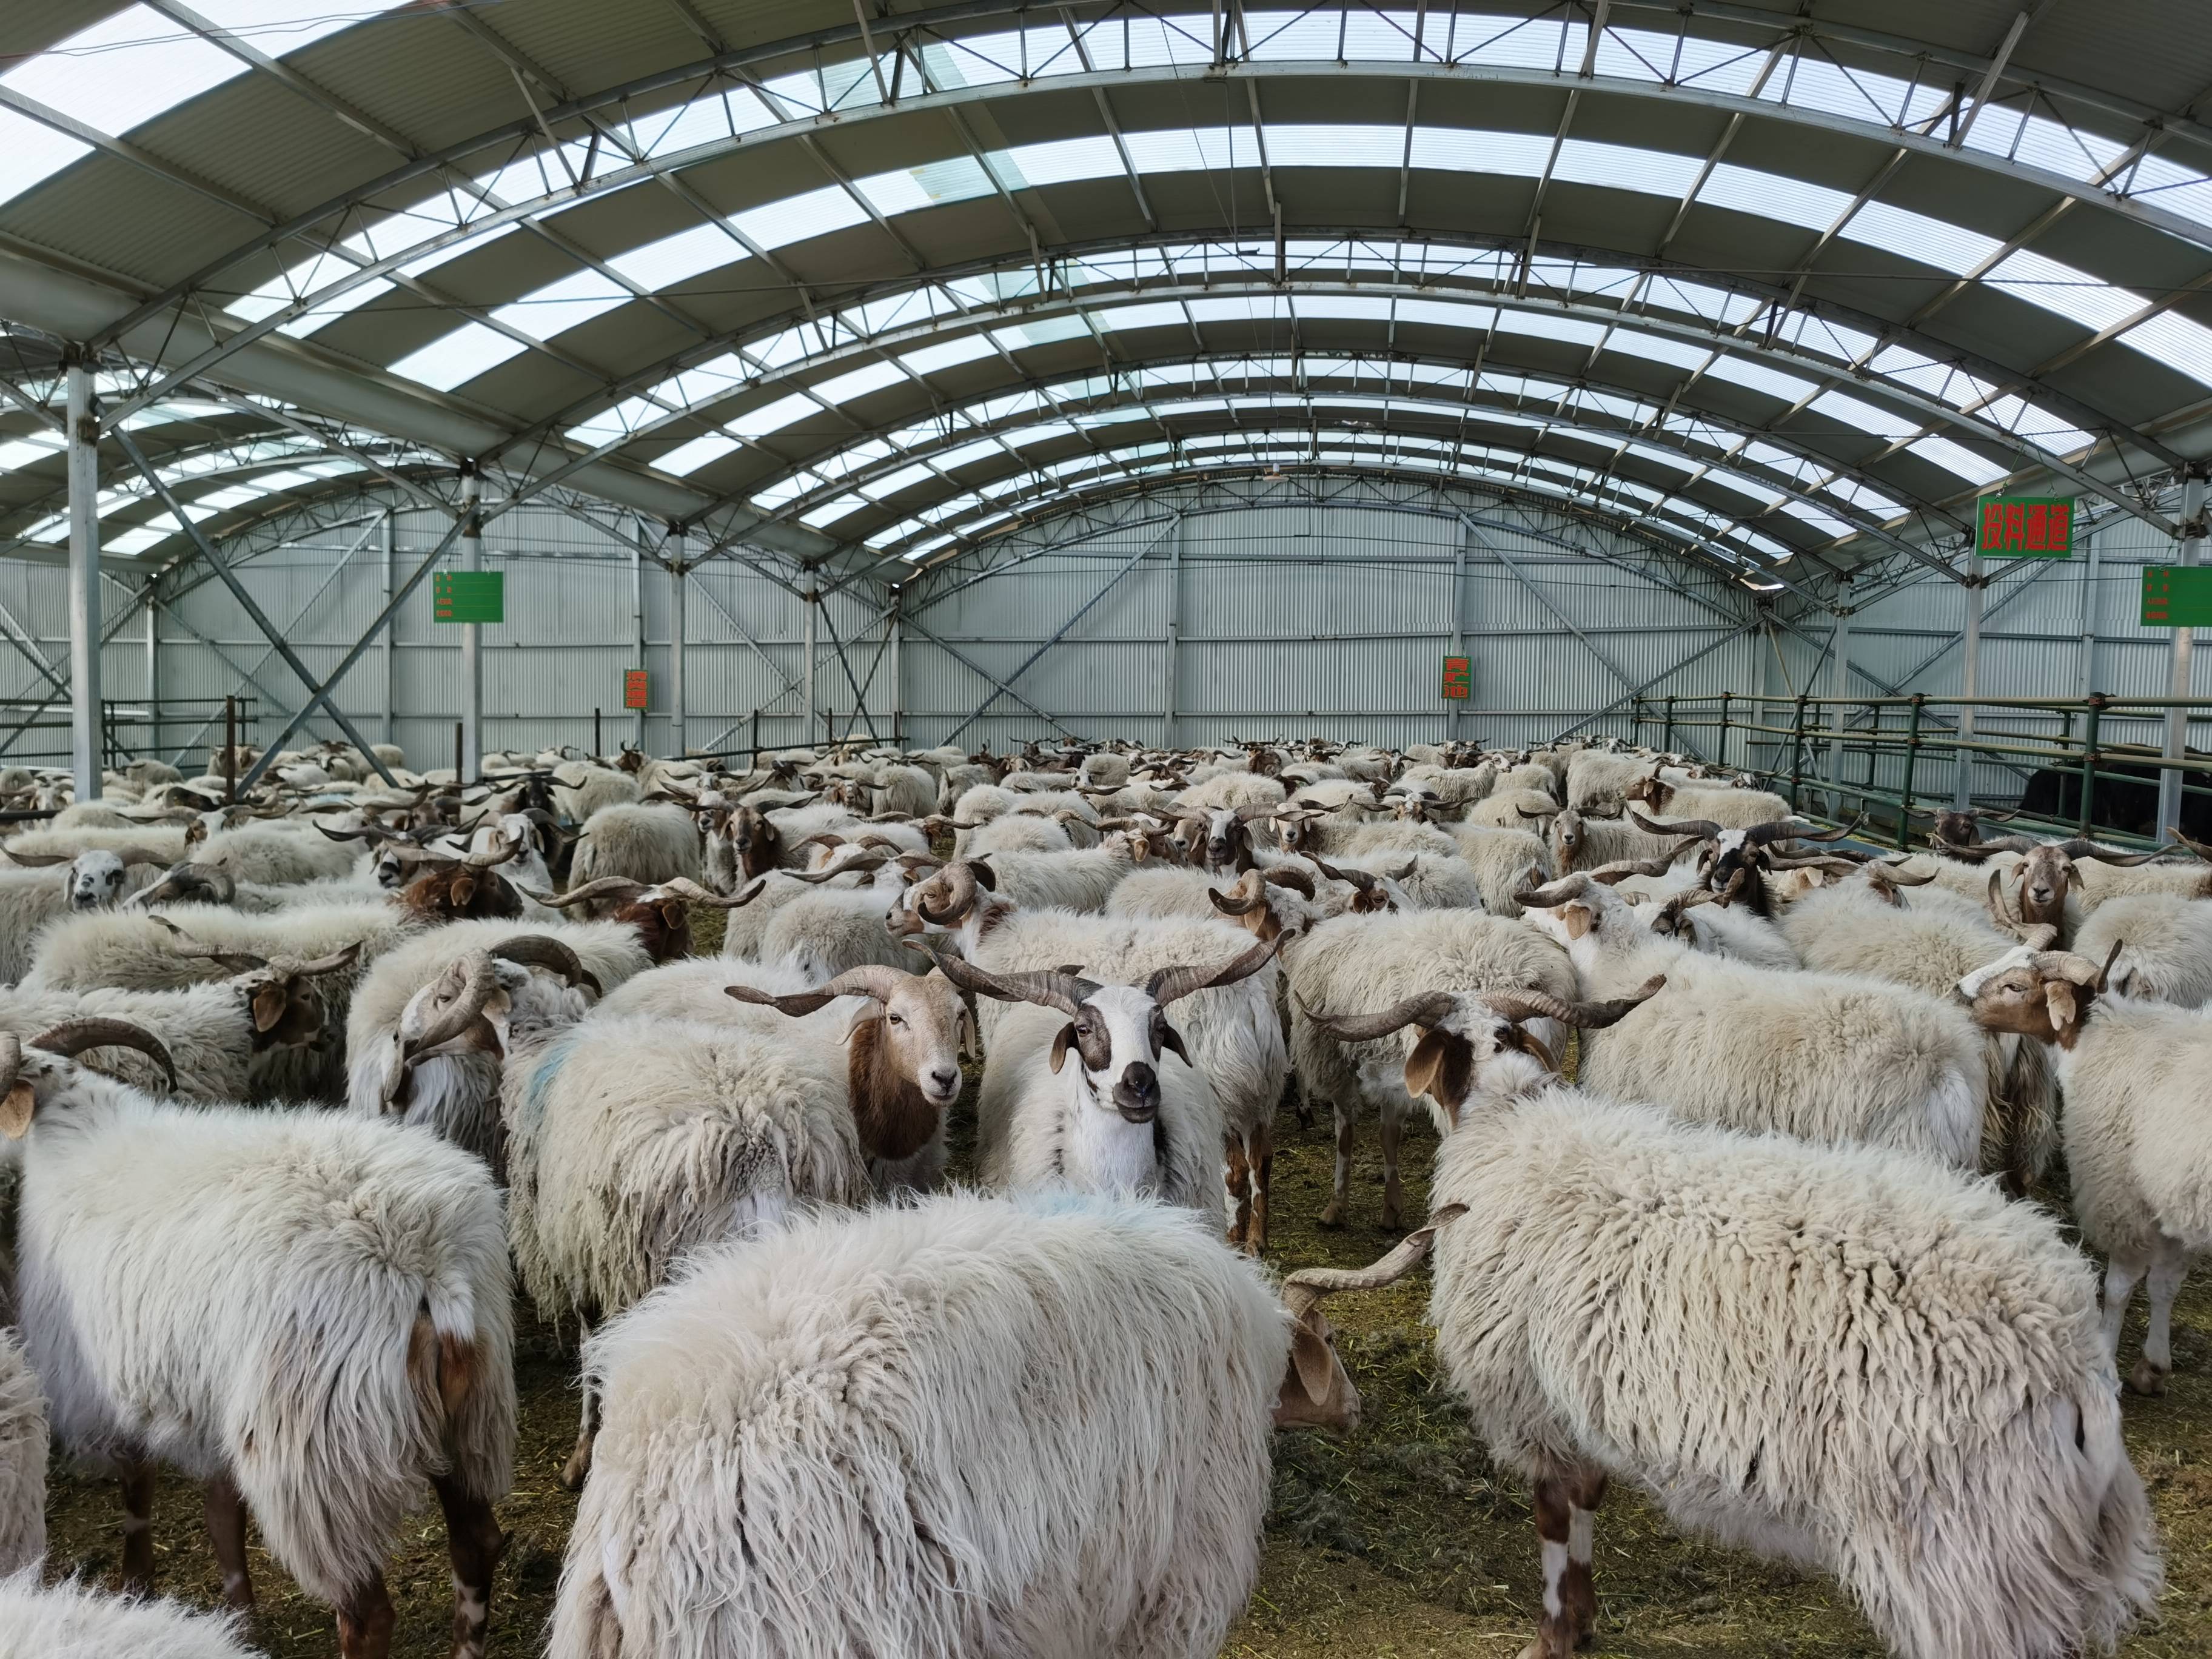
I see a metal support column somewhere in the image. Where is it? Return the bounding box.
[1826,589,1851,817]
[460,466,482,782]
[2158,466,2209,834]
[887,590,903,745]
[631,533,646,751]
[1162,515,1184,747]
[2078,523,2102,699]
[1952,554,1985,810]
[65,355,101,800]
[802,589,818,745]
[668,534,688,758]
[143,592,157,756]
[1447,523,1467,743]
[381,510,396,743]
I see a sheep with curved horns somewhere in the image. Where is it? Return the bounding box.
[1619,766,1792,828]
[0,853,169,981]
[566,802,702,908]
[188,820,364,886]
[902,862,1291,1247]
[2073,828,2212,905]
[350,927,642,1171]
[1902,835,2167,940]
[1627,806,1862,917]
[711,856,910,962]
[528,874,749,963]
[1304,972,2159,1659]
[1962,943,2212,1399]
[1517,870,1987,1167]
[437,952,877,1486]
[1610,865,1804,973]
[1537,804,1689,878]
[5,1019,514,1659]
[2070,889,2212,1007]
[1281,906,1577,1229]
[548,1190,1373,1659]
[1777,865,2059,1191]
[751,856,934,982]
[927,938,1278,1232]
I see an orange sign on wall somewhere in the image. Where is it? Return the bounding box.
[623,669,649,710]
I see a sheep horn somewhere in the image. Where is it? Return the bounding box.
[723,964,910,1017]
[30,1018,177,1093]
[1146,936,1281,1007]
[317,822,392,843]
[531,877,648,908]
[397,953,500,1072]
[278,942,364,978]
[1298,989,1459,1041]
[1515,805,1551,820]
[1310,856,1378,892]
[488,936,600,994]
[1279,1206,1471,1318]
[919,940,1095,1015]
[1584,856,1674,884]
[133,862,236,907]
[2028,947,2111,988]
[2051,837,2170,868]
[2167,827,2212,863]
[786,854,891,885]
[1627,807,1722,841]
[916,860,982,925]
[1747,815,1858,847]
[1510,871,1594,910]
[147,917,269,973]
[1929,839,2020,865]
[1208,872,1268,915]
[0,848,73,867]
[1481,975,1667,1028]
[652,876,756,907]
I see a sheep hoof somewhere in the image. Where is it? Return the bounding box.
[558,1448,592,1492]
[1316,1203,1347,1231]
[2128,1359,2170,1398]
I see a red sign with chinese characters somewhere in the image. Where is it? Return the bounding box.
[1441,655,1470,700]
[1976,495,2075,558]
[623,669,649,711]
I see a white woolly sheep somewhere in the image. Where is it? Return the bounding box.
[0,857,166,981]
[5,1021,514,1659]
[0,1574,267,1659]
[1520,871,1986,1167]
[1965,948,2212,1398]
[190,822,362,886]
[1436,822,1553,916]
[1299,976,2159,1659]
[0,1328,43,1576]
[1466,787,1559,828]
[2070,891,2212,1007]
[567,802,702,907]
[1564,748,1657,812]
[548,1190,1367,1659]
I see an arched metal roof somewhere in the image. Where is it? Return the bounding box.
[3,0,2209,599]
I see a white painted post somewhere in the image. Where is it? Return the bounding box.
[2157,467,2208,836]
[1953,554,1984,810]
[65,356,101,799]
[887,589,903,744]
[1827,589,1851,817]
[802,589,817,746]
[143,589,157,760]
[2077,522,2100,699]
[1162,515,1184,747]
[669,538,688,758]
[1449,524,1467,745]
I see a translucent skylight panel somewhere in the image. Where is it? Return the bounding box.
[1842,203,2000,278]
[104,526,170,555]
[991,136,1123,189]
[1450,13,1571,71]
[856,156,996,216]
[1811,390,1917,441]
[3,5,248,132]
[0,108,91,207]
[0,434,64,471]
[1244,12,1355,60]
[190,484,263,512]
[1601,332,1711,372]
[1664,32,1768,94]
[649,432,737,477]
[1774,58,1905,126]
[2126,153,2212,233]
[1393,298,1495,332]
[1408,126,1550,176]
[1265,124,1403,169]
[727,392,816,439]
[1119,126,1262,174]
[388,323,529,392]
[1983,250,2139,333]
[863,463,936,500]
[1907,435,2007,486]
[732,186,870,252]
[900,335,996,375]
[800,495,871,528]
[493,269,630,341]
[609,224,745,290]
[811,360,905,406]
[1192,294,1293,322]
[2119,311,2212,389]
[1781,503,1855,539]
[1496,312,1603,347]
[991,315,1092,349]
[190,0,409,56]
[936,440,1004,471]
[1647,278,1763,328]
[1553,139,1703,198]
[1093,301,1192,334]
[1700,355,1815,404]
[1697,164,1850,233]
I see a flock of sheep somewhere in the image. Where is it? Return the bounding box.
[0,726,2208,1659]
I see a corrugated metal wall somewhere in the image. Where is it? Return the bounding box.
[2,478,2198,775]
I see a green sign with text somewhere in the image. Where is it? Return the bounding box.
[2142,566,2212,627]
[433,571,504,623]
[1441,655,1470,700]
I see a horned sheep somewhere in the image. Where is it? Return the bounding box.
[566,802,702,905]
[1303,976,2159,1659]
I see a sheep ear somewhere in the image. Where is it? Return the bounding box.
[1,1081,33,1139]
[1156,1020,1191,1066]
[965,860,997,891]
[2043,979,2080,1036]
[453,872,477,905]
[1563,903,1596,939]
[1509,1025,1558,1072]
[958,1007,980,1059]
[1049,1022,1078,1073]
[1403,1029,1472,1115]
[249,982,288,1033]
[1289,1307,1338,1406]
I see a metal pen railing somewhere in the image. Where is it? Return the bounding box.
[0,696,258,774]
[1629,692,2212,850]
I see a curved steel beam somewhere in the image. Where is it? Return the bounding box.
[83,31,2212,437]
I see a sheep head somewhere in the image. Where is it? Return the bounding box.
[386,952,515,1108]
[1275,1213,1468,1432]
[4,845,169,909]
[1207,868,1321,942]
[922,936,1276,1125]
[1957,942,2119,1051]
[1298,975,1665,1124]
[1,1019,179,1134]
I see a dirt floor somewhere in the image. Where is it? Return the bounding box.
[37,1074,2212,1657]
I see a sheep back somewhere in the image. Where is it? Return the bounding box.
[0,1574,264,1659]
[549,1192,1285,1659]
[570,803,701,896]
[2059,1002,2212,1262]
[0,1330,44,1577]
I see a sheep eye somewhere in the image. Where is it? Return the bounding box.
[888,1012,904,1025]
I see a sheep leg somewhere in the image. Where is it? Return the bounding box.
[1521,1471,1586,1659]
[1564,1470,1607,1646]
[335,1574,395,1659]
[1223,1134,1253,1252]
[1318,1107,1355,1230]
[203,1470,254,1609]
[1378,1102,1405,1232]
[117,1456,157,1593]
[1250,1121,1274,1256]
[2131,1243,2190,1398]
[433,1472,508,1659]
[2102,1254,2147,1369]
[561,1327,600,1492]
